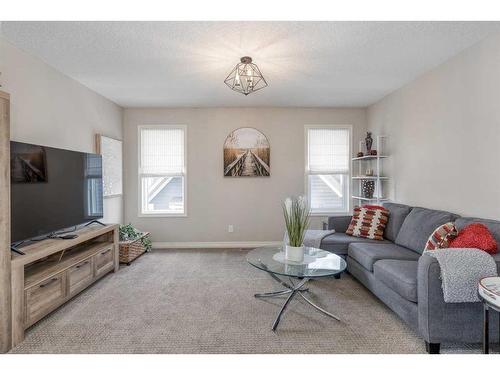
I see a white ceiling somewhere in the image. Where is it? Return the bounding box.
[2,21,500,108]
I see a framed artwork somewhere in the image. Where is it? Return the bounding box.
[223,127,270,177]
[96,134,123,197]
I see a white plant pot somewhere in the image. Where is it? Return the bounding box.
[285,245,305,262]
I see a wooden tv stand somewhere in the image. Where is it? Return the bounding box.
[10,224,119,347]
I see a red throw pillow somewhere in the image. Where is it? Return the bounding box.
[449,223,498,254]
[346,205,389,241]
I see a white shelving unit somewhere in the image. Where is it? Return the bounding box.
[351,155,389,162]
[352,135,389,205]
[351,176,389,180]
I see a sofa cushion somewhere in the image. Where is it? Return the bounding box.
[382,202,413,242]
[321,233,390,256]
[327,216,352,233]
[348,242,420,272]
[395,207,458,254]
[455,217,500,251]
[374,260,418,302]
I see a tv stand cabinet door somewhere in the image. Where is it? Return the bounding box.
[68,258,94,296]
[25,272,67,327]
[94,246,114,278]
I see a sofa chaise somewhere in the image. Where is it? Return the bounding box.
[323,202,500,353]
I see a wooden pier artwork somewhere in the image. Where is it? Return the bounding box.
[223,127,270,177]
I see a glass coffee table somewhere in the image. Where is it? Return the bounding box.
[246,246,347,331]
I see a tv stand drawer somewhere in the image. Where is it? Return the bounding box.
[25,273,66,327]
[94,246,114,277]
[68,258,93,295]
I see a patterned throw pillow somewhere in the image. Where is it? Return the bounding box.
[424,222,458,251]
[346,205,390,241]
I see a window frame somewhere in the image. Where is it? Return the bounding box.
[304,124,352,216]
[84,154,104,218]
[137,124,188,217]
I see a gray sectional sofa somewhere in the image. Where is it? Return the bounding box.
[322,202,500,353]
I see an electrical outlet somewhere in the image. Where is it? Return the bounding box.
[228,225,234,233]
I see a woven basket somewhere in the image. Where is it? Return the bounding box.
[119,232,150,265]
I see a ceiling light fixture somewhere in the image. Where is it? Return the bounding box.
[224,56,268,96]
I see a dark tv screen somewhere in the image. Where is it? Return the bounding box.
[10,141,103,243]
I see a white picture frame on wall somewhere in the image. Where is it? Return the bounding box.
[96,134,123,197]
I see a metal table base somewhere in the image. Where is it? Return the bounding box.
[482,301,500,354]
[255,272,340,331]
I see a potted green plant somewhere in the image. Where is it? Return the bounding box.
[282,196,310,262]
[118,224,152,265]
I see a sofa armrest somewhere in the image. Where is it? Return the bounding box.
[327,216,352,232]
[418,254,500,343]
[417,254,445,342]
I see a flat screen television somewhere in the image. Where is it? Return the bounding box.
[10,141,104,244]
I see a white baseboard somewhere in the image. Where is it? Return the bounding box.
[152,241,282,249]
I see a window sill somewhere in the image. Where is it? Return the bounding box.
[309,212,351,217]
[138,213,187,218]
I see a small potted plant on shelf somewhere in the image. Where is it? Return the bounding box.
[282,196,310,262]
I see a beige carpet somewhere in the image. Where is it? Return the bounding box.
[10,249,483,354]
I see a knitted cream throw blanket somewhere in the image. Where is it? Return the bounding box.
[426,248,497,303]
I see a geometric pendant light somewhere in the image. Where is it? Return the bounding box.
[224,56,268,95]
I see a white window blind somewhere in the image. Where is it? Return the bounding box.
[139,126,186,216]
[308,128,349,173]
[140,128,184,175]
[306,126,350,215]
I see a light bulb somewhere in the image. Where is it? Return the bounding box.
[234,70,241,87]
[246,65,254,88]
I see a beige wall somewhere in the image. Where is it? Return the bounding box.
[368,33,500,219]
[124,107,367,244]
[0,37,123,223]
[8,26,497,240]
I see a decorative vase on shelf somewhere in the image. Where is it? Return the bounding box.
[365,132,373,154]
[361,180,375,199]
[285,244,305,262]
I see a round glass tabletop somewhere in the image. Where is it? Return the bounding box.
[246,246,347,279]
